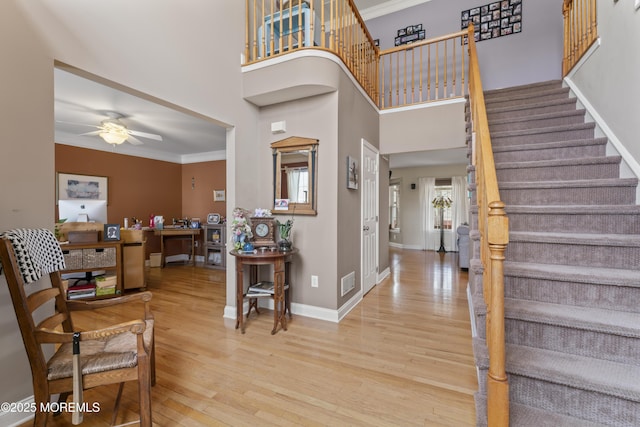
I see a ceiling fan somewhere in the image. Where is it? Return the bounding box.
[59,112,163,146]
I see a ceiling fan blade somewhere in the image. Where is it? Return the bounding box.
[79,131,101,136]
[127,135,144,145]
[128,130,163,141]
[56,120,100,129]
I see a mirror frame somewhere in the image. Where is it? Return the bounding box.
[271,136,319,216]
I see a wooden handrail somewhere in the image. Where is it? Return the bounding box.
[467,24,509,426]
[562,0,597,75]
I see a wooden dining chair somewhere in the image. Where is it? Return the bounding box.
[0,229,155,426]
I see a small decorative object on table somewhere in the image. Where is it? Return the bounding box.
[230,207,253,252]
[251,208,277,248]
[276,218,294,252]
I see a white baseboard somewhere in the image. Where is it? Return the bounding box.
[0,395,35,427]
[377,267,390,283]
[224,293,363,324]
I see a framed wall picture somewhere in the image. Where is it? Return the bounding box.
[347,156,358,190]
[103,224,120,241]
[214,189,226,202]
[57,172,108,203]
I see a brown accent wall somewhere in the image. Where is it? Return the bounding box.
[181,160,227,224]
[55,144,182,226]
[55,145,227,257]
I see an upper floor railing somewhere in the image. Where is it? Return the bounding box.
[378,31,468,109]
[244,0,467,110]
[244,0,379,104]
[562,0,598,75]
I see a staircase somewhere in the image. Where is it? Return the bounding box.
[468,80,640,426]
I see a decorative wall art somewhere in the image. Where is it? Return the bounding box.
[57,173,108,202]
[461,0,522,43]
[347,156,358,190]
[394,24,426,46]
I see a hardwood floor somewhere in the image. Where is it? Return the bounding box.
[22,248,477,426]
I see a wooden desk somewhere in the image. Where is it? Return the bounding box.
[231,248,297,334]
[154,228,200,267]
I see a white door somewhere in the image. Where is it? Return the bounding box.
[361,139,378,295]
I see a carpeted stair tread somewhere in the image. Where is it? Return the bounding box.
[491,137,607,154]
[509,402,604,427]
[491,122,595,140]
[483,80,563,98]
[505,204,640,216]
[489,108,586,127]
[474,339,640,402]
[495,155,620,170]
[486,96,577,115]
[503,204,640,234]
[504,298,640,339]
[499,177,638,190]
[508,230,640,247]
[484,87,571,106]
[475,393,605,427]
[489,109,587,132]
[504,261,640,289]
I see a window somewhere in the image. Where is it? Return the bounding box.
[433,179,452,230]
[389,181,400,231]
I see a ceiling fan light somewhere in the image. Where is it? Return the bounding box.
[99,131,127,145]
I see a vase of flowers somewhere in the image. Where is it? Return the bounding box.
[230,207,253,252]
[276,218,294,252]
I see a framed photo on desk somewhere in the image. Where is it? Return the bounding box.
[207,213,221,224]
[104,224,120,241]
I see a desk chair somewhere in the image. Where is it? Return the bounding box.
[0,229,155,426]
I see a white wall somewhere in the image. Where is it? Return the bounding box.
[569,1,640,167]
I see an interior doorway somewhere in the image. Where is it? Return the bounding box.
[361,139,379,295]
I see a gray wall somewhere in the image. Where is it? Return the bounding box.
[570,0,640,169]
[0,1,56,406]
[259,92,340,309]
[336,71,382,307]
[366,0,564,90]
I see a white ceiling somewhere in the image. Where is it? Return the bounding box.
[54,67,228,164]
[53,0,460,169]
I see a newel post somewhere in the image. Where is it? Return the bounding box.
[487,200,509,427]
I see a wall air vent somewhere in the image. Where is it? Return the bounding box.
[341,271,356,296]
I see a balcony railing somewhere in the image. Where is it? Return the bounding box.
[245,0,379,104]
[562,0,598,75]
[378,30,468,109]
[244,0,467,109]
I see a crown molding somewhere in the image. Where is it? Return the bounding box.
[358,0,432,21]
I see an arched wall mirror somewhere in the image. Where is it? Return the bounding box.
[271,136,319,216]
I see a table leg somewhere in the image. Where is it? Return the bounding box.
[160,236,165,268]
[272,258,287,334]
[235,260,245,333]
